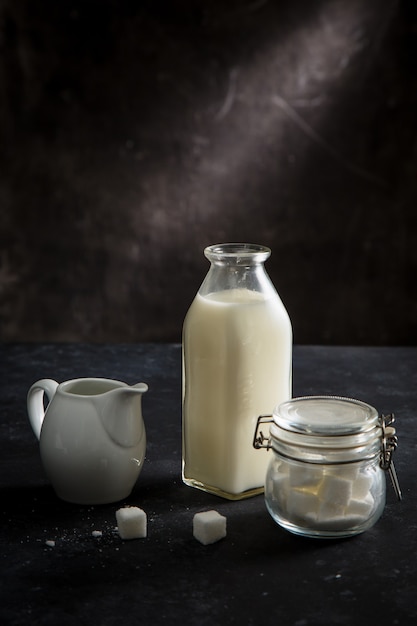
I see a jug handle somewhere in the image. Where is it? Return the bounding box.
[27,379,59,440]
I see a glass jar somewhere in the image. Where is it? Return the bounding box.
[182,243,292,500]
[254,396,400,538]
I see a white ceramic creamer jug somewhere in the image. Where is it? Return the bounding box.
[27,377,148,505]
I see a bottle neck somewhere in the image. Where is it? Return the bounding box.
[199,243,276,297]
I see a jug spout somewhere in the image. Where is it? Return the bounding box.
[132,382,149,393]
[101,382,148,448]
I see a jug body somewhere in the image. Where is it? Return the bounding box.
[182,243,292,500]
[27,378,147,505]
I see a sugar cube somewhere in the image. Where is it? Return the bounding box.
[193,510,227,545]
[317,500,346,524]
[351,473,373,500]
[287,489,320,521]
[346,493,375,518]
[338,466,360,481]
[116,506,147,540]
[289,464,324,490]
[267,472,288,506]
[319,473,352,507]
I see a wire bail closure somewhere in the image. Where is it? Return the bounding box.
[380,413,402,501]
[252,415,273,450]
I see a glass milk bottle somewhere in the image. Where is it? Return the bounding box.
[182,243,292,500]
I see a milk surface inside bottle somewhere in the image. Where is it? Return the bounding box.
[182,243,292,500]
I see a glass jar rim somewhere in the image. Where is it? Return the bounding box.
[204,243,271,263]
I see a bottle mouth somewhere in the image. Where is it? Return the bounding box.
[204,243,271,263]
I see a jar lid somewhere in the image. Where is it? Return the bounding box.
[273,396,379,436]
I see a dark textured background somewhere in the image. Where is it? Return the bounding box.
[1,0,416,344]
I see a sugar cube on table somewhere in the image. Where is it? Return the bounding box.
[116,506,147,540]
[193,510,227,545]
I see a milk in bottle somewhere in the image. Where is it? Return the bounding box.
[182,243,292,500]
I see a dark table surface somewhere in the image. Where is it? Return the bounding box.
[1,343,416,626]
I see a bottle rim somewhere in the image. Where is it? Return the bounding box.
[204,243,271,263]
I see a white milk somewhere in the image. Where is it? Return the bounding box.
[182,287,292,499]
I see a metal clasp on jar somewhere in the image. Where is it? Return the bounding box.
[253,415,274,450]
[380,413,402,501]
